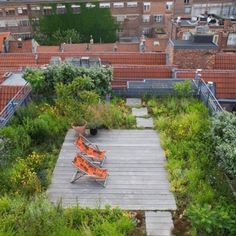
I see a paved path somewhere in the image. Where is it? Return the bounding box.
[145,211,174,236]
[128,98,154,128]
[127,98,174,236]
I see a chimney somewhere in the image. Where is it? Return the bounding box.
[224,19,232,30]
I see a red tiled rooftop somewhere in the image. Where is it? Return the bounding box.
[175,69,236,99]
[145,38,168,52]
[61,43,140,53]
[37,46,60,53]
[214,53,236,70]
[9,40,33,53]
[37,41,168,53]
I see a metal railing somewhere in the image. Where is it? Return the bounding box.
[0,83,32,127]
[193,77,223,114]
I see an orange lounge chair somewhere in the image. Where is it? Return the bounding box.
[74,135,106,166]
[71,153,108,187]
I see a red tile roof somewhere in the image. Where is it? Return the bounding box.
[0,85,23,110]
[0,49,235,99]
[175,69,236,99]
[145,38,168,52]
[36,52,166,65]
[214,53,236,70]
[61,43,140,53]
[37,46,60,53]
[8,40,33,53]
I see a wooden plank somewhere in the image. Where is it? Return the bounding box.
[48,129,176,211]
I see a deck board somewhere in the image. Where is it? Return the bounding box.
[47,129,176,211]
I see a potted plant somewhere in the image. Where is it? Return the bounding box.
[71,118,87,136]
[86,105,102,136]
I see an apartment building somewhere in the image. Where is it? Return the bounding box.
[173,0,236,18]
[0,0,174,40]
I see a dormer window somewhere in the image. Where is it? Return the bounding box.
[227,33,236,46]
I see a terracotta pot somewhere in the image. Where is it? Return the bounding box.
[71,121,87,136]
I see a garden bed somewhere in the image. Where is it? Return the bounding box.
[147,96,236,236]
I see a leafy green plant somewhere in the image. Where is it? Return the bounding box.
[212,112,236,180]
[23,68,45,96]
[187,202,236,236]
[9,152,44,195]
[0,195,136,236]
[25,64,113,98]
[148,97,236,235]
[174,80,194,98]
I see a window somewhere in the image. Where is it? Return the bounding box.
[19,19,29,26]
[182,31,191,40]
[184,6,191,14]
[31,6,40,11]
[6,20,17,27]
[17,41,22,48]
[86,3,96,8]
[6,9,15,16]
[0,9,3,17]
[143,15,150,23]
[43,6,52,15]
[143,27,151,35]
[31,18,39,26]
[184,0,189,4]
[71,5,80,13]
[143,2,151,12]
[22,7,28,15]
[154,15,163,23]
[213,35,219,45]
[57,5,66,14]
[227,33,236,46]
[0,20,5,27]
[166,1,173,11]
[116,15,126,22]
[99,3,110,8]
[18,7,27,15]
[127,2,138,8]
[113,2,124,8]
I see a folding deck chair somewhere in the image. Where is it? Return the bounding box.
[74,135,106,166]
[71,153,108,187]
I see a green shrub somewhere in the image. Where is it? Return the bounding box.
[23,68,45,96]
[23,111,67,145]
[212,112,236,179]
[187,202,236,236]
[9,152,46,195]
[0,196,135,236]
[174,80,194,98]
[149,97,236,235]
[27,64,113,97]
[0,126,31,158]
[10,103,41,125]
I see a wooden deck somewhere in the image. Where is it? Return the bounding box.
[47,129,176,211]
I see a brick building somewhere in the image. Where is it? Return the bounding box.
[169,18,236,52]
[173,0,236,18]
[0,0,173,40]
[169,1,236,52]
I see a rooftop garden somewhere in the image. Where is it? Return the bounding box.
[0,66,235,235]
